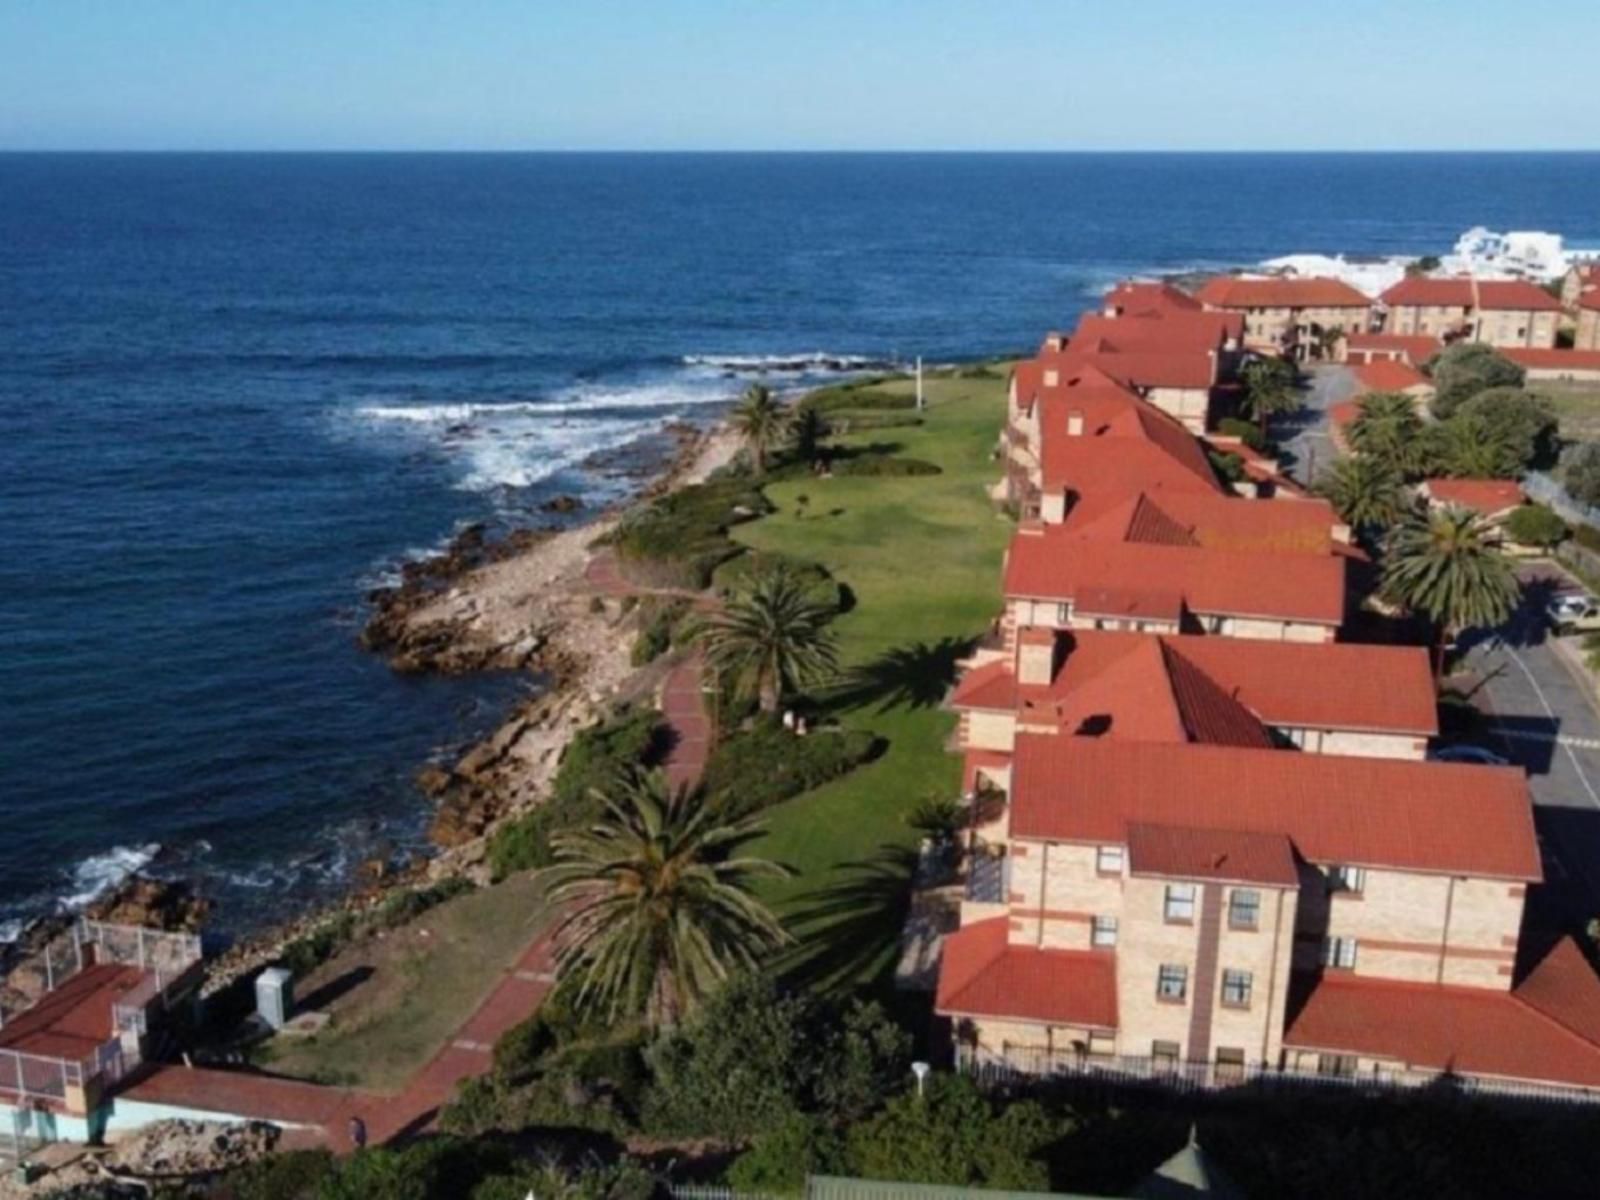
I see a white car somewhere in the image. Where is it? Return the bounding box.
[1430,745,1510,767]
[1546,592,1600,635]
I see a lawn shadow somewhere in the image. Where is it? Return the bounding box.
[826,636,975,714]
[296,966,376,1014]
[778,844,918,995]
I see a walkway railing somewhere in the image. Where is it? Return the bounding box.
[959,1045,1600,1108]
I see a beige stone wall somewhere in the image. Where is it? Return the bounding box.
[1067,613,1182,636]
[1040,491,1067,523]
[1476,308,1558,349]
[1007,841,1122,952]
[1144,386,1211,432]
[963,709,1015,752]
[962,1016,1107,1058]
[1281,727,1428,760]
[1576,308,1600,351]
[1292,865,1522,990]
[1214,616,1338,643]
[1387,304,1468,338]
[1114,875,1202,1055]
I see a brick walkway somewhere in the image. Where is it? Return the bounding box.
[660,652,712,794]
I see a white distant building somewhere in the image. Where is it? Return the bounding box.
[1258,253,1407,299]
[1443,227,1571,282]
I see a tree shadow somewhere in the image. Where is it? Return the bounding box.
[296,966,376,1014]
[826,636,975,714]
[778,844,919,995]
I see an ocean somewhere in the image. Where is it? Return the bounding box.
[4,151,1599,940]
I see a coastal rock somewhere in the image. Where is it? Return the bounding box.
[541,493,584,514]
[87,875,209,933]
[417,763,454,796]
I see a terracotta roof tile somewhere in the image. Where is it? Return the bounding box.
[936,917,1118,1029]
[1285,939,1600,1088]
[1126,822,1299,887]
[1344,333,1444,365]
[1104,281,1202,314]
[1423,478,1525,515]
[1009,735,1540,881]
[1352,360,1432,394]
[1075,310,1243,353]
[1381,277,1562,312]
[1503,347,1600,371]
[1196,277,1374,309]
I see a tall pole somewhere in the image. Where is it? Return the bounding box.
[916,355,924,411]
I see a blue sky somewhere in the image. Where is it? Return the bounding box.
[1,0,1593,151]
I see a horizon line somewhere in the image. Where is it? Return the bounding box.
[3,146,1600,156]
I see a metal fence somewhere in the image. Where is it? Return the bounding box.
[0,932,86,1032]
[960,1045,1600,1108]
[78,919,202,989]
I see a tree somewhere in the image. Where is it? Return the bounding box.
[732,384,793,474]
[1565,441,1600,509]
[1239,357,1300,438]
[1347,391,1428,479]
[1313,324,1344,361]
[1504,504,1567,550]
[1315,455,1409,541]
[540,773,792,1029]
[1382,507,1520,679]
[792,404,828,463]
[701,566,840,713]
[1450,388,1558,476]
[1426,343,1526,418]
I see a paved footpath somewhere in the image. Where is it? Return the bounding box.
[661,652,712,794]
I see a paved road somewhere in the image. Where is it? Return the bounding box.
[1270,364,1357,487]
[1458,562,1600,925]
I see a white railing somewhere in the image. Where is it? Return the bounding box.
[77,919,202,990]
[959,1045,1600,1107]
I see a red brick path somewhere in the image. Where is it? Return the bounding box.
[660,652,712,794]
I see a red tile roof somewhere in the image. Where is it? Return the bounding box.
[1075,310,1244,353]
[1196,277,1374,310]
[1126,822,1299,887]
[0,963,143,1061]
[1581,288,1600,313]
[1381,277,1562,312]
[1004,526,1347,625]
[1423,478,1525,515]
[1008,735,1540,881]
[1284,939,1600,1088]
[1104,281,1202,314]
[936,917,1119,1029]
[1352,359,1432,394]
[1344,333,1443,366]
[951,630,1437,738]
[1037,387,1221,500]
[1502,348,1600,371]
[1044,346,1218,391]
[1071,491,1340,555]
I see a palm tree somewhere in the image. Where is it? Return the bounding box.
[1347,391,1427,479]
[701,567,839,713]
[731,384,792,475]
[791,404,828,464]
[1382,505,1520,680]
[1313,324,1344,362]
[1239,358,1300,440]
[540,771,792,1029]
[1315,454,1409,543]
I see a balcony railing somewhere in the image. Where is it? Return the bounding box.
[959,1045,1600,1108]
[964,854,1009,904]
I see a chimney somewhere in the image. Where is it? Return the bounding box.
[1044,332,1065,353]
[1016,628,1057,686]
[1043,368,1059,387]
[1066,409,1084,437]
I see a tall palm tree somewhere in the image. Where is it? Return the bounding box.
[731,384,792,475]
[701,567,839,713]
[1382,505,1520,680]
[1315,454,1409,543]
[1348,391,1427,479]
[1239,358,1300,440]
[540,772,792,1029]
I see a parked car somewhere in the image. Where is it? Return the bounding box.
[1430,744,1510,767]
[1546,592,1600,635]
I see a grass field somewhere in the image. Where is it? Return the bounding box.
[1543,383,1600,441]
[725,371,1011,988]
[255,873,547,1090]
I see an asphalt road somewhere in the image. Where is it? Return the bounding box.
[1272,364,1357,487]
[1458,562,1600,925]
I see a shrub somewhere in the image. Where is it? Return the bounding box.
[1505,504,1567,550]
[603,478,773,589]
[1564,442,1600,510]
[823,411,925,430]
[1449,388,1558,476]
[1215,417,1268,453]
[631,596,691,667]
[1208,450,1246,484]
[487,707,664,878]
[1574,522,1600,555]
[811,998,914,1123]
[798,385,915,414]
[728,1115,847,1195]
[1427,343,1525,418]
[829,454,941,477]
[700,721,881,818]
[220,1148,337,1199]
[277,912,358,977]
[718,553,842,611]
[375,878,474,930]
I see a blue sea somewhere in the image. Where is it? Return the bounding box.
[4,151,1599,939]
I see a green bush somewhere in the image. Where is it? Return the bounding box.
[1575,522,1600,554]
[701,721,881,818]
[1564,442,1600,510]
[717,552,842,610]
[1208,450,1246,484]
[832,412,926,430]
[798,385,915,414]
[487,706,664,879]
[375,878,474,930]
[829,455,941,477]
[218,1148,337,1199]
[728,1114,847,1195]
[1427,343,1526,418]
[1215,417,1268,453]
[631,596,692,667]
[277,912,359,977]
[1505,504,1567,549]
[602,478,773,589]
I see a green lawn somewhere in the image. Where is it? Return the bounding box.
[1543,383,1600,441]
[725,371,1011,987]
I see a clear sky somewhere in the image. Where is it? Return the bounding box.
[1,0,1593,152]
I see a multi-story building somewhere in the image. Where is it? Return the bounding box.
[1577,287,1600,351]
[950,626,1438,798]
[1380,277,1561,349]
[936,736,1600,1095]
[1194,278,1374,359]
[1560,263,1600,312]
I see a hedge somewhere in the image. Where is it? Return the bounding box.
[829,455,941,478]
[601,478,773,590]
[631,596,692,667]
[701,720,881,818]
[798,386,916,414]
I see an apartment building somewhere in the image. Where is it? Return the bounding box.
[1380,277,1561,349]
[937,737,1600,1094]
[1577,288,1600,351]
[1194,278,1374,359]
[1560,263,1600,312]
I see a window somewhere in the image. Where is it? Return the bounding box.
[1055,602,1071,625]
[1087,1030,1115,1058]
[1157,963,1188,1002]
[1317,1053,1359,1080]
[1321,936,1358,970]
[1163,883,1197,924]
[1096,845,1125,876]
[1215,1046,1247,1082]
[1328,865,1366,895]
[1228,889,1260,930]
[1151,1040,1181,1069]
[1220,969,1253,1009]
[1091,915,1119,947]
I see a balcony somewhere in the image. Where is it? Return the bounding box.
[965,852,1009,904]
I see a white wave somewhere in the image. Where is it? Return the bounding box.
[682,352,894,372]
[0,917,23,944]
[456,413,656,492]
[58,843,161,910]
